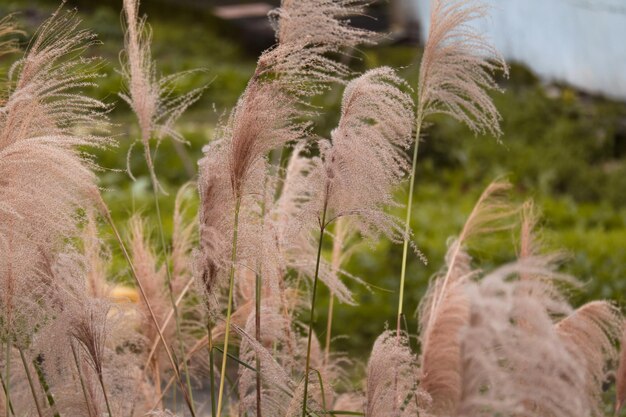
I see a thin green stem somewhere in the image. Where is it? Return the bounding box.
[148,166,196,413]
[33,355,60,417]
[96,373,113,417]
[18,348,44,417]
[216,197,242,417]
[397,114,423,335]
[5,339,10,417]
[207,316,217,417]
[324,218,345,365]
[0,361,15,416]
[302,199,329,417]
[70,342,95,417]
[102,207,196,417]
[324,295,334,365]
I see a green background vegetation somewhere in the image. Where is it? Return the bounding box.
[2,0,626,361]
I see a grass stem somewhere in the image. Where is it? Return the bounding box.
[302,198,329,417]
[18,348,44,417]
[70,342,95,417]
[0,370,15,417]
[101,204,196,417]
[33,355,60,416]
[397,113,423,335]
[5,340,10,417]
[216,197,242,417]
[324,218,346,364]
[0,344,15,416]
[207,316,217,417]
[147,164,196,413]
[96,372,113,417]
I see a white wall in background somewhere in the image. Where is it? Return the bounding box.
[403,0,626,100]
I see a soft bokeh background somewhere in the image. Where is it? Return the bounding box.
[2,0,626,362]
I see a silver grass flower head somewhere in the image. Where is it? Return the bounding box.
[0,6,110,250]
[263,0,377,98]
[316,67,414,241]
[555,301,622,417]
[225,82,304,198]
[69,298,114,378]
[418,0,508,137]
[120,0,204,190]
[417,180,517,413]
[366,330,430,417]
[238,304,291,416]
[458,258,597,417]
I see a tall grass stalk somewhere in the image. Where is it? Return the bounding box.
[324,218,346,364]
[70,342,93,417]
[0,371,15,417]
[18,348,43,417]
[102,207,196,417]
[33,356,59,415]
[397,110,424,334]
[302,197,329,417]
[207,316,217,417]
[216,197,242,417]
[146,151,196,413]
[96,369,113,417]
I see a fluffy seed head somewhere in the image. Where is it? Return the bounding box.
[419,0,508,136]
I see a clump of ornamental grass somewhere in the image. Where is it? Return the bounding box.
[2,1,626,417]
[196,1,378,415]
[361,181,623,417]
[0,7,111,416]
[120,0,206,412]
[296,66,415,416]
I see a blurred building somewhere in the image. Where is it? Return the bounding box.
[396,0,626,100]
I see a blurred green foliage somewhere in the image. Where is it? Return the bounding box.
[1,0,625,360]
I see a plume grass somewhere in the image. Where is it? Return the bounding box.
[397,0,508,333]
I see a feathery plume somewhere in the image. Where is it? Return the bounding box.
[127,216,172,352]
[519,200,540,260]
[225,82,304,198]
[262,0,376,98]
[83,213,111,299]
[418,180,516,412]
[555,301,622,416]
[459,259,588,417]
[299,67,414,416]
[69,300,112,382]
[417,243,473,414]
[172,183,196,294]
[418,0,508,136]
[267,145,355,303]
[120,0,204,189]
[0,16,21,59]
[314,67,414,239]
[195,144,236,311]
[365,331,429,417]
[0,6,109,249]
[397,0,508,333]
